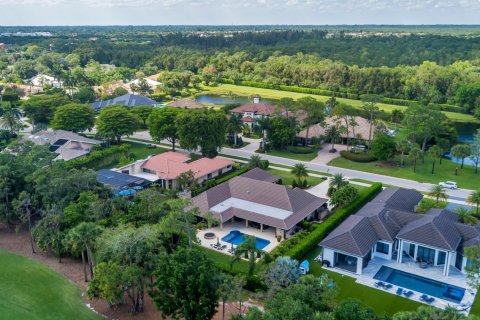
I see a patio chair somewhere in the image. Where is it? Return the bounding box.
[427,297,435,304]
[384,284,393,290]
[403,290,414,298]
[375,281,385,288]
[221,245,227,250]
[396,288,404,295]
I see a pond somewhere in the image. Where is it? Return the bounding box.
[196,94,276,105]
[445,122,480,167]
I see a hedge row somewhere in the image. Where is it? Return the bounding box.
[270,182,383,261]
[288,146,316,154]
[66,144,130,170]
[218,78,467,114]
[340,150,377,162]
[191,165,251,196]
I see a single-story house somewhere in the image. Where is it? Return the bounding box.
[320,188,480,276]
[29,74,62,88]
[127,78,162,89]
[115,151,234,189]
[297,116,372,144]
[96,169,151,196]
[192,168,328,240]
[167,99,206,109]
[22,129,100,160]
[91,93,158,111]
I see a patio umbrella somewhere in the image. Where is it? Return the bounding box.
[231,243,234,250]
[217,237,220,245]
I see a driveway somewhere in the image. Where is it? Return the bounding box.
[310,144,348,165]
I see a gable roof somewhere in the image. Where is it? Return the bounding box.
[240,167,281,183]
[91,94,157,111]
[230,103,277,116]
[192,174,327,230]
[370,188,423,212]
[167,99,205,109]
[297,116,371,140]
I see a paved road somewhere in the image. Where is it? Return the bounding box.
[218,146,473,200]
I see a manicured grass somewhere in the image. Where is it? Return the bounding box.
[202,84,480,124]
[329,155,480,190]
[0,250,100,320]
[125,142,168,161]
[264,148,319,162]
[305,247,421,316]
[266,168,326,187]
[196,245,253,274]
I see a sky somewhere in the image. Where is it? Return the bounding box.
[1,0,480,26]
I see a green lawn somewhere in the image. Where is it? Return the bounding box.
[202,84,480,124]
[263,148,319,162]
[266,168,326,187]
[305,247,421,316]
[125,142,168,161]
[0,250,100,320]
[329,155,480,190]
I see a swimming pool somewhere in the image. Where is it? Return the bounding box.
[221,230,271,250]
[374,266,465,303]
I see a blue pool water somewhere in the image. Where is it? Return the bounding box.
[221,230,271,250]
[374,266,465,303]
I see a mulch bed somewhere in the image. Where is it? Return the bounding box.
[376,160,400,168]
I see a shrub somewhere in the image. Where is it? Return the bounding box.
[270,183,382,261]
[340,150,377,162]
[288,146,316,154]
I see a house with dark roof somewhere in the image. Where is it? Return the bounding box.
[91,93,158,111]
[320,188,480,277]
[192,168,328,240]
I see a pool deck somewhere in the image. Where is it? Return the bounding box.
[323,257,477,313]
[197,221,280,255]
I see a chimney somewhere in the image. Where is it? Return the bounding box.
[253,95,260,104]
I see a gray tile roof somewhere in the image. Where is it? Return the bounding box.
[370,188,423,212]
[240,167,281,183]
[91,94,157,111]
[191,173,327,230]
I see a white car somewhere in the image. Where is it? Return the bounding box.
[439,181,458,189]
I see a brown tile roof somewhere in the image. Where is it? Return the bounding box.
[230,103,277,116]
[241,116,255,122]
[167,99,206,109]
[142,152,233,180]
[297,116,371,140]
[240,168,281,183]
[192,174,327,230]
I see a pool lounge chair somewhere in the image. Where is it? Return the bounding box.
[384,284,393,290]
[375,281,385,288]
[396,288,404,295]
[420,294,435,304]
[403,290,414,298]
[456,302,471,311]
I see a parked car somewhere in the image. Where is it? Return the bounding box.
[439,181,458,189]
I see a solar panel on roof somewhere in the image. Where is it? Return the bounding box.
[49,145,60,152]
[53,139,69,146]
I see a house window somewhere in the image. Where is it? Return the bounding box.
[417,246,435,264]
[455,253,464,270]
[207,173,212,179]
[142,168,156,174]
[376,242,389,254]
[437,251,446,265]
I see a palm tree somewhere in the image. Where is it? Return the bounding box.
[0,105,22,135]
[328,173,348,196]
[291,163,308,185]
[242,124,251,137]
[325,123,345,152]
[137,78,153,95]
[455,207,478,225]
[428,185,448,206]
[65,222,103,281]
[408,145,422,172]
[248,154,268,169]
[451,144,472,169]
[278,97,295,118]
[391,109,403,130]
[396,139,411,167]
[467,190,480,216]
[362,101,379,148]
[349,117,358,150]
[428,145,443,175]
[228,114,244,146]
[256,116,270,151]
[232,236,263,276]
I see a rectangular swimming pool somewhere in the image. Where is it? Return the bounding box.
[374,266,465,303]
[221,230,271,250]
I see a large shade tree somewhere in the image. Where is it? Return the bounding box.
[51,103,95,132]
[96,105,140,144]
[147,107,182,151]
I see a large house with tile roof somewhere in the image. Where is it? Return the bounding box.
[91,93,158,111]
[114,151,233,189]
[229,95,278,128]
[192,168,328,240]
[320,188,480,276]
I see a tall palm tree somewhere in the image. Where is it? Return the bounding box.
[328,173,348,196]
[0,105,22,135]
[65,222,103,281]
[232,236,263,276]
[325,123,345,152]
[451,144,472,169]
[408,145,422,173]
[428,185,448,206]
[362,101,379,148]
[455,207,478,225]
[349,117,358,149]
[255,116,270,151]
[391,109,403,131]
[248,154,268,169]
[467,190,480,216]
[428,145,443,175]
[291,163,309,185]
[396,139,411,167]
[228,114,244,146]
